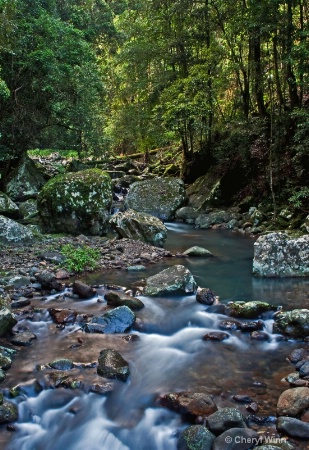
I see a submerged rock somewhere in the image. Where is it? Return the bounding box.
[157,391,217,419]
[104,291,144,310]
[125,177,186,220]
[48,359,74,371]
[84,306,135,334]
[253,232,309,277]
[203,331,229,341]
[97,349,130,381]
[10,331,37,346]
[273,309,309,339]
[110,209,167,247]
[177,425,215,450]
[143,265,198,296]
[183,246,213,257]
[0,215,33,244]
[38,168,112,235]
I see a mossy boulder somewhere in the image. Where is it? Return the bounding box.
[0,307,17,337]
[37,169,112,235]
[0,192,19,218]
[143,265,198,296]
[227,301,277,319]
[0,215,34,244]
[0,401,18,423]
[125,177,186,220]
[110,209,167,247]
[177,425,215,450]
[253,232,309,277]
[5,154,47,201]
[273,309,309,338]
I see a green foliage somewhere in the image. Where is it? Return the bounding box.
[288,187,309,212]
[60,244,100,273]
[27,149,79,158]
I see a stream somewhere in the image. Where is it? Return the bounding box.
[2,225,309,449]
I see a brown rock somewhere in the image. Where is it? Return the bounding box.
[157,391,217,419]
[277,387,309,417]
[72,281,96,299]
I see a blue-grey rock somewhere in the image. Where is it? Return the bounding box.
[177,425,215,450]
[144,265,198,296]
[0,215,33,244]
[97,349,129,381]
[277,416,309,439]
[85,306,135,333]
[207,408,246,434]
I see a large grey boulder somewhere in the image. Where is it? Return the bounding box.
[195,210,239,229]
[253,232,309,277]
[273,309,309,338]
[0,192,19,217]
[0,215,33,243]
[143,265,198,296]
[5,154,46,201]
[125,177,186,220]
[37,169,112,235]
[110,209,167,247]
[186,173,222,209]
[175,207,199,224]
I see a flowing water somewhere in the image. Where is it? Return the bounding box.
[1,225,309,449]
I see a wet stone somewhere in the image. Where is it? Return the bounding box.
[196,287,217,305]
[207,408,247,435]
[10,331,37,346]
[203,331,229,341]
[48,308,78,324]
[232,395,253,404]
[72,281,96,299]
[245,402,259,413]
[288,348,307,363]
[250,331,270,341]
[157,392,217,419]
[177,425,215,450]
[85,306,135,334]
[97,349,130,382]
[0,401,18,423]
[299,361,309,378]
[48,359,74,371]
[219,320,240,331]
[11,298,31,308]
[238,320,264,332]
[212,428,260,450]
[0,354,12,370]
[104,291,144,310]
[89,383,114,395]
[277,416,309,439]
[0,370,6,382]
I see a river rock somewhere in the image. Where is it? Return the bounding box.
[38,251,66,265]
[253,232,309,277]
[10,331,37,346]
[0,215,33,244]
[5,154,46,201]
[175,207,199,224]
[48,308,77,324]
[36,270,62,292]
[299,361,309,377]
[0,354,12,370]
[288,348,307,363]
[196,288,217,305]
[143,265,198,296]
[250,331,269,341]
[273,309,309,339]
[49,359,74,370]
[37,169,112,235]
[104,291,144,310]
[110,209,167,247]
[212,428,260,450]
[157,392,217,419]
[207,408,247,434]
[97,349,130,381]
[177,425,215,450]
[0,401,18,423]
[277,416,309,439]
[0,308,17,337]
[203,331,229,341]
[183,246,213,257]
[195,210,239,229]
[277,387,309,416]
[227,301,277,319]
[0,192,19,218]
[84,306,135,333]
[125,177,186,220]
[219,320,241,331]
[72,280,96,299]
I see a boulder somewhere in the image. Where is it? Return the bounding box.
[0,215,33,244]
[175,207,199,224]
[186,173,223,209]
[253,232,309,277]
[177,425,215,450]
[48,359,74,370]
[0,401,18,423]
[183,246,213,257]
[207,408,247,435]
[72,280,96,299]
[203,332,229,341]
[84,306,135,333]
[157,392,217,419]
[104,291,144,310]
[110,209,167,247]
[0,308,17,337]
[37,169,112,235]
[97,349,130,381]
[212,428,260,450]
[277,387,309,416]
[195,210,239,229]
[10,331,37,346]
[273,309,309,339]
[5,154,46,201]
[143,265,198,296]
[125,177,186,220]
[36,271,62,292]
[277,416,309,439]
[18,199,38,219]
[196,288,217,305]
[0,192,19,217]
[227,301,277,319]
